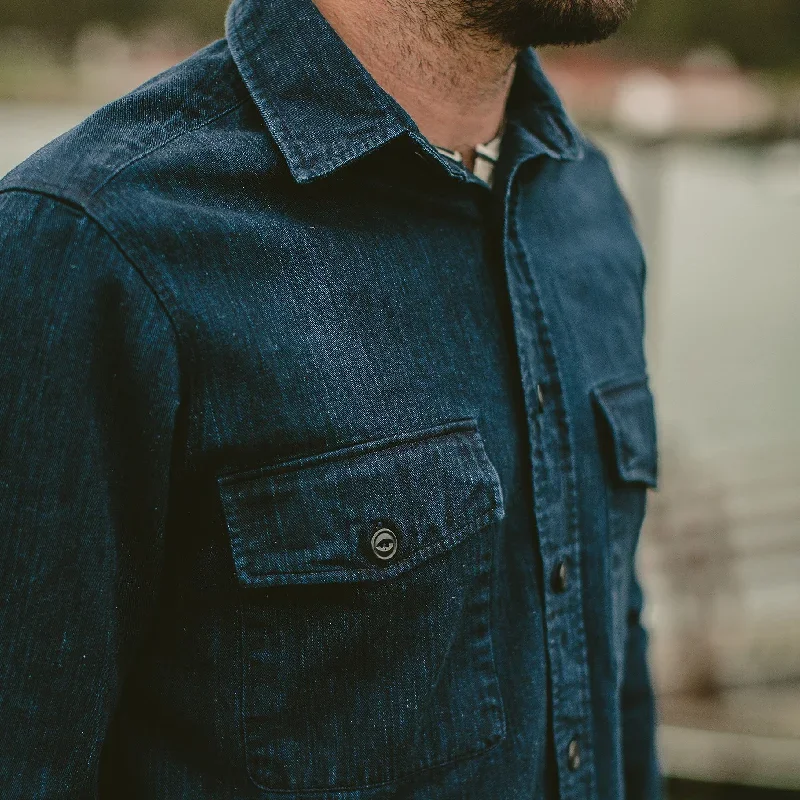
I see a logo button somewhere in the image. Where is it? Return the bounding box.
[371,528,398,561]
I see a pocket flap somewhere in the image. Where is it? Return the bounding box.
[217,420,505,587]
[591,379,659,488]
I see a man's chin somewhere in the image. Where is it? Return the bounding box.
[465,0,637,49]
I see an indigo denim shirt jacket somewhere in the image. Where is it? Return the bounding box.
[0,0,661,796]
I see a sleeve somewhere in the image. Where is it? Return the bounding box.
[0,191,182,797]
[621,567,662,800]
[622,247,662,800]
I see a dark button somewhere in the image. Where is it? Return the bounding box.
[371,528,398,561]
[567,738,581,772]
[536,383,545,413]
[552,561,569,594]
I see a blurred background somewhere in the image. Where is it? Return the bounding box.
[1,1,798,797]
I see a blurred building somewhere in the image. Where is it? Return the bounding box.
[541,48,793,138]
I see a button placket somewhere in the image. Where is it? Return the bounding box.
[502,161,596,800]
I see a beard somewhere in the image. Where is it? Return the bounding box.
[460,0,637,48]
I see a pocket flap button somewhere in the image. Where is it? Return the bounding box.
[371,528,398,561]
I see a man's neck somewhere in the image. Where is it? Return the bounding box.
[312,0,518,170]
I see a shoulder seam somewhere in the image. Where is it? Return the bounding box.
[89,97,249,198]
[0,186,186,361]
[2,186,193,479]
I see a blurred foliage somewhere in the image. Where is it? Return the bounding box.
[0,0,798,70]
[0,0,229,44]
[621,0,800,71]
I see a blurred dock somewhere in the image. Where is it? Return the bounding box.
[660,682,800,790]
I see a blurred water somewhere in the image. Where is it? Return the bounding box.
[0,103,95,176]
[602,136,800,459]
[599,134,800,698]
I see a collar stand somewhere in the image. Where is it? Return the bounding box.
[226,0,584,184]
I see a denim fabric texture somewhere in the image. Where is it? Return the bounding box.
[0,0,661,797]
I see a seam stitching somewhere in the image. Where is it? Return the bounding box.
[218,418,479,485]
[90,98,248,197]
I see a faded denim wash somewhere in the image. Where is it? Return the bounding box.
[0,0,660,797]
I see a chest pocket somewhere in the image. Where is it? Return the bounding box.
[592,378,659,672]
[217,418,506,794]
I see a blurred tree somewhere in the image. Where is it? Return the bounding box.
[0,0,228,45]
[0,0,798,70]
[621,0,800,70]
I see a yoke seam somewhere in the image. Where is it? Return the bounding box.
[89,98,249,197]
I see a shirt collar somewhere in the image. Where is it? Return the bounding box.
[507,48,586,162]
[226,0,585,184]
